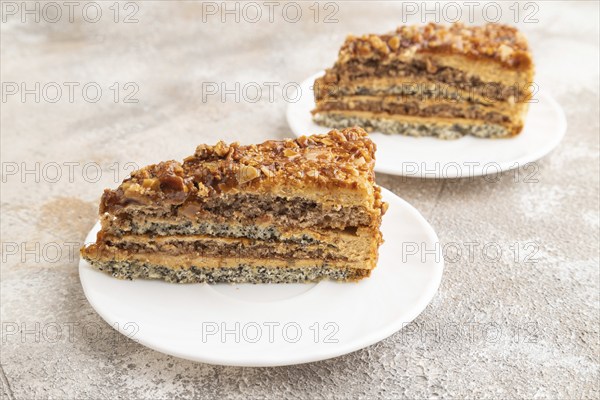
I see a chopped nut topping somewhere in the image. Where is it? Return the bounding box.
[283,148,299,158]
[123,183,143,199]
[387,36,400,50]
[381,202,389,215]
[498,43,514,62]
[369,35,390,55]
[354,156,366,166]
[142,178,160,190]
[238,165,260,184]
[260,166,274,178]
[99,127,378,214]
[214,141,230,157]
[337,23,532,69]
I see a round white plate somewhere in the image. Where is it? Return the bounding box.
[79,187,444,367]
[287,72,567,178]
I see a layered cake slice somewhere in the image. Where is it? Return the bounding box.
[313,23,535,139]
[81,127,387,283]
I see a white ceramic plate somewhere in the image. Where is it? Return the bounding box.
[287,72,567,178]
[79,187,443,367]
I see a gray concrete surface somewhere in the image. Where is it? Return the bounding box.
[1,1,599,399]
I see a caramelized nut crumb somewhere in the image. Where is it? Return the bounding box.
[338,22,531,69]
[238,165,260,184]
[283,149,299,158]
[214,141,230,157]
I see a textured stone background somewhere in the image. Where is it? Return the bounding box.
[1,1,599,399]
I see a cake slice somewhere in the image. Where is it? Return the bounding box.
[313,23,535,139]
[81,127,387,283]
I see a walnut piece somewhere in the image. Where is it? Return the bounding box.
[283,149,299,158]
[238,165,260,184]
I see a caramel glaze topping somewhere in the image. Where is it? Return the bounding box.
[337,23,532,70]
[99,127,382,215]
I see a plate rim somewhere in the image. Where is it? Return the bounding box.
[288,71,567,178]
[79,187,444,367]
